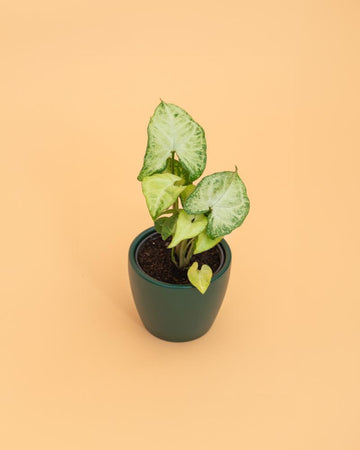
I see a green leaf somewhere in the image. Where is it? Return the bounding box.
[167,210,207,249]
[142,173,185,220]
[137,101,207,182]
[187,262,213,294]
[155,215,178,240]
[180,184,196,206]
[163,157,190,184]
[184,169,250,239]
[194,231,223,255]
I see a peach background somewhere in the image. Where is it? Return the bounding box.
[1,1,360,449]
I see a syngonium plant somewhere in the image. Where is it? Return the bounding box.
[138,101,250,294]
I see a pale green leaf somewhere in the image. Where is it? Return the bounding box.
[187,262,213,294]
[167,210,207,249]
[155,215,178,240]
[137,101,207,182]
[142,173,185,220]
[180,184,196,206]
[184,169,250,239]
[194,231,223,255]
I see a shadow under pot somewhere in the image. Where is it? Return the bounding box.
[128,227,231,342]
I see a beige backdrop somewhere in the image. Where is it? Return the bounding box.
[1,1,360,449]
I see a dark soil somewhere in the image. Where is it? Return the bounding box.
[137,232,223,285]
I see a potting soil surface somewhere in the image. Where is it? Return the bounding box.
[137,233,222,284]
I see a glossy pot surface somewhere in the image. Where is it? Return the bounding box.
[128,227,231,342]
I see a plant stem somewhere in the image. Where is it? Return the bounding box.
[178,240,187,268]
[171,151,175,174]
[170,151,179,210]
[171,248,179,268]
[174,238,195,269]
[184,239,195,266]
[184,238,194,254]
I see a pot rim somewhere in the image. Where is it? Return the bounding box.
[129,226,231,289]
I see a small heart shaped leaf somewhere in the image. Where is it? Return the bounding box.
[187,262,213,294]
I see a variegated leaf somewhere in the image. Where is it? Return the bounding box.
[184,169,250,239]
[137,101,206,182]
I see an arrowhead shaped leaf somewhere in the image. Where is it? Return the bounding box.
[137,101,207,182]
[194,231,223,255]
[167,210,207,249]
[142,173,185,220]
[184,170,250,239]
[187,262,213,294]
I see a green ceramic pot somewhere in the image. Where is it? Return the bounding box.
[128,227,231,342]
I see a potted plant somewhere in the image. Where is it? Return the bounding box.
[128,101,250,342]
